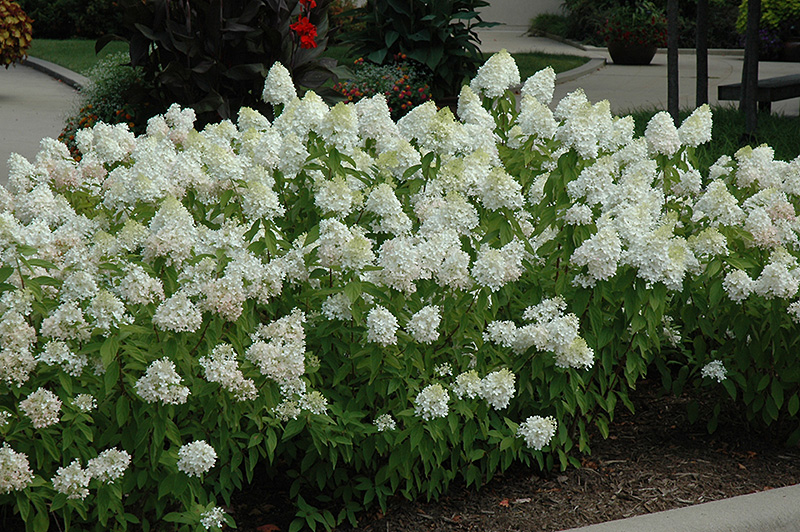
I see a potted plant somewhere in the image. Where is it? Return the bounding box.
[598,1,668,66]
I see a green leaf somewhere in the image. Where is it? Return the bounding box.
[771,379,785,410]
[788,394,799,416]
[116,396,130,426]
[101,336,120,368]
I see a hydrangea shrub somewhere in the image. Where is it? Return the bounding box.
[2,49,800,532]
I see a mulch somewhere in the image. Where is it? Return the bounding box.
[231,378,800,532]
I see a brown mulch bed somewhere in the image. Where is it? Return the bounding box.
[232,379,800,532]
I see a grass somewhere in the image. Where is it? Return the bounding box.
[629,107,800,172]
[27,39,129,75]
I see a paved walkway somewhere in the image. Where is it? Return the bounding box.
[0,61,80,174]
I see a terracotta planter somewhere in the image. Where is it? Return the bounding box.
[607,41,658,65]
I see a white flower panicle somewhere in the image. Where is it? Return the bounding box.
[152,291,203,333]
[135,358,190,405]
[414,383,449,420]
[480,368,516,410]
[199,344,258,402]
[701,360,727,382]
[521,66,556,105]
[37,340,87,377]
[678,105,712,147]
[20,387,61,428]
[374,413,397,432]
[246,308,307,384]
[0,311,37,387]
[485,297,594,369]
[517,415,557,450]
[470,49,520,99]
[73,394,97,412]
[262,62,296,107]
[788,301,800,324]
[645,111,681,156]
[406,305,441,344]
[52,459,91,500]
[177,440,217,478]
[321,292,353,321]
[366,305,399,346]
[452,370,482,400]
[200,507,227,531]
[723,269,754,303]
[86,448,131,483]
[0,444,34,493]
[472,240,525,292]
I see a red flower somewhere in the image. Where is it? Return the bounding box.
[300,0,317,8]
[290,16,318,48]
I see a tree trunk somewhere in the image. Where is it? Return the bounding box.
[667,0,679,124]
[741,0,761,136]
[696,0,709,106]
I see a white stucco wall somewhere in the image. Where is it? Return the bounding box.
[479,0,563,30]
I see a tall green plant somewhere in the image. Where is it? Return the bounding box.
[101,0,345,128]
[342,0,496,99]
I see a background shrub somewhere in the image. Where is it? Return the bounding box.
[560,0,741,48]
[342,0,496,99]
[15,0,123,38]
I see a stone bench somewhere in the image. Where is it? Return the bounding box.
[717,73,800,113]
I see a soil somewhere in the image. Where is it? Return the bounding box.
[231,379,800,532]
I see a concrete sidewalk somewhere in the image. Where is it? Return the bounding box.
[0,59,80,174]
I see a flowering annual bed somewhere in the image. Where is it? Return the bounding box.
[2,48,800,532]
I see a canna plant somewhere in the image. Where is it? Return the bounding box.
[2,49,800,532]
[100,0,346,129]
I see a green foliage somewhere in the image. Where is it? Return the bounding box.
[332,55,432,119]
[341,0,496,99]
[529,13,569,38]
[0,0,32,67]
[737,0,800,35]
[15,0,123,38]
[106,0,345,128]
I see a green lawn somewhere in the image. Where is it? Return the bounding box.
[27,39,129,75]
